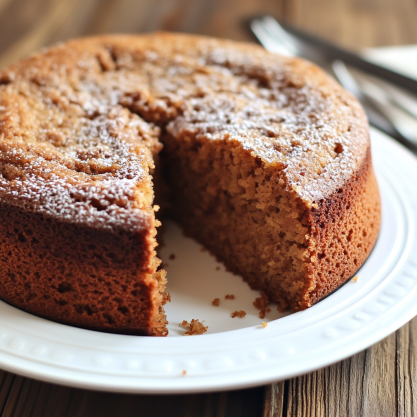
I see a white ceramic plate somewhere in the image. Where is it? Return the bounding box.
[0,128,416,394]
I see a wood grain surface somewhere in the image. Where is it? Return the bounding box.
[0,0,416,416]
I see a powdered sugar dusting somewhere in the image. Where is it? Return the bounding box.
[0,33,370,224]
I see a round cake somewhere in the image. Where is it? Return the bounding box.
[0,33,381,336]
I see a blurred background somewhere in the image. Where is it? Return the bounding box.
[0,0,416,70]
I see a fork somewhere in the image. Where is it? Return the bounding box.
[251,16,417,151]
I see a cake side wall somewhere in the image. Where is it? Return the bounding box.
[0,203,165,336]
[303,147,381,308]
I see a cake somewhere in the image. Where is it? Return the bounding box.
[0,33,381,336]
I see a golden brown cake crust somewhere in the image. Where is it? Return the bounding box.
[0,203,163,335]
[0,33,380,333]
[1,32,369,204]
[303,147,380,308]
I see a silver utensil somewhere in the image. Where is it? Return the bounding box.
[250,16,417,151]
[333,61,417,146]
[253,16,417,95]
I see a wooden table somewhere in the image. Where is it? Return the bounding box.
[0,0,416,415]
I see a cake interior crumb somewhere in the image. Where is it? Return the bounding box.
[225,294,235,300]
[352,275,359,282]
[231,310,246,318]
[277,302,288,313]
[181,319,208,335]
[164,134,318,314]
[262,322,268,328]
[254,291,269,319]
[212,298,220,306]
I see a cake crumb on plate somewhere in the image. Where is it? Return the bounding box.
[225,294,235,300]
[352,275,359,282]
[169,253,176,260]
[212,298,220,306]
[254,291,269,319]
[181,319,208,335]
[231,310,246,318]
[262,322,268,328]
[182,370,187,376]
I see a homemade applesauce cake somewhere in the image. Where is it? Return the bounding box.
[0,33,381,336]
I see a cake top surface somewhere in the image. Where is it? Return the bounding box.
[0,33,370,224]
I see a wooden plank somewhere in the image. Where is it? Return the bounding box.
[268,334,396,416]
[0,371,14,415]
[223,387,265,417]
[85,0,283,41]
[199,0,285,41]
[345,350,366,416]
[0,0,89,69]
[283,0,417,49]
[263,381,285,417]
[1,377,264,417]
[397,317,417,417]
[361,333,396,416]
[323,359,349,416]
[286,368,326,417]
[85,0,154,34]
[0,0,50,56]
[0,0,13,17]
[46,0,102,46]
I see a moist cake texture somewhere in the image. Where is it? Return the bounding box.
[0,33,380,335]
